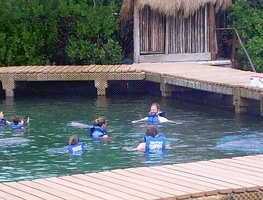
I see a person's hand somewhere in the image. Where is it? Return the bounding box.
[131,120,138,124]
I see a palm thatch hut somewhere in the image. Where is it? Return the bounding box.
[120,0,232,63]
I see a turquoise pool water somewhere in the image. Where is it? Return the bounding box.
[1,95,263,183]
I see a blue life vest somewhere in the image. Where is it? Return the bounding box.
[11,124,24,130]
[147,111,165,124]
[145,135,167,152]
[0,119,8,126]
[88,125,107,138]
[67,142,84,155]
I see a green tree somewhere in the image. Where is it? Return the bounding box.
[0,0,122,66]
[229,0,263,72]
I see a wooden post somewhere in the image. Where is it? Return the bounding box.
[160,77,172,98]
[231,32,237,69]
[94,77,108,96]
[165,15,169,54]
[260,93,263,117]
[2,76,15,97]
[133,6,140,63]
[209,3,216,60]
[233,87,250,114]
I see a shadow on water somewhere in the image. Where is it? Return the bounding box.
[0,94,263,182]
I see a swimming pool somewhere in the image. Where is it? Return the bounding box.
[1,95,263,183]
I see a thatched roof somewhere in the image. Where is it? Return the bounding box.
[120,0,232,24]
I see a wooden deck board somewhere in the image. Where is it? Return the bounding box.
[2,155,263,199]
[4,182,64,200]
[165,165,247,193]
[33,178,102,200]
[175,163,259,192]
[0,184,44,200]
[110,169,191,198]
[69,174,145,200]
[46,176,111,200]
[124,167,205,198]
[139,167,219,196]
[0,188,25,200]
[20,180,84,200]
[154,166,230,194]
[195,161,263,189]
[99,170,176,198]
[87,172,161,199]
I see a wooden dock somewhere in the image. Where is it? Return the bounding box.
[1,155,263,200]
[1,63,263,115]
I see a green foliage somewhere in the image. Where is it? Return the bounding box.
[229,0,263,72]
[65,1,122,64]
[0,0,122,66]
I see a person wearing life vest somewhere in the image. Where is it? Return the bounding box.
[11,116,25,130]
[131,103,169,125]
[123,125,169,152]
[67,134,84,155]
[88,117,108,139]
[0,111,11,127]
[138,125,168,151]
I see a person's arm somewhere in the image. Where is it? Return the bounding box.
[102,134,109,139]
[136,142,146,151]
[5,119,11,125]
[131,117,148,124]
[123,142,146,151]
[157,116,169,123]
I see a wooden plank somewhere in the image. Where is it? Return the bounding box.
[115,65,128,73]
[165,164,246,193]
[210,158,263,174]
[48,176,122,200]
[173,162,259,192]
[149,165,232,194]
[89,65,103,73]
[11,65,35,73]
[230,157,263,169]
[41,66,61,73]
[0,184,43,200]
[107,64,122,72]
[21,65,41,73]
[124,167,205,198]
[139,167,218,196]
[111,169,192,198]
[20,180,84,200]
[4,182,63,200]
[89,171,164,199]
[101,64,117,73]
[33,178,102,200]
[195,161,263,189]
[100,170,177,198]
[30,65,49,73]
[0,188,24,200]
[80,173,148,200]
[80,65,97,73]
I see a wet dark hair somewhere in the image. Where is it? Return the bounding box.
[145,125,159,137]
[13,116,23,125]
[69,134,79,145]
[93,117,106,127]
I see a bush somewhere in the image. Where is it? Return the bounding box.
[229,0,263,72]
[0,0,122,66]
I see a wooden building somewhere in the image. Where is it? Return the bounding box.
[120,0,232,63]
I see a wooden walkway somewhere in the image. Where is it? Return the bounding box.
[1,63,263,115]
[1,155,263,200]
